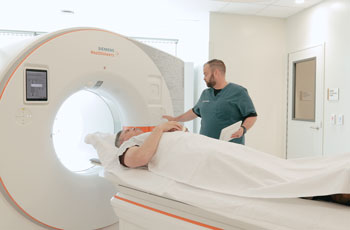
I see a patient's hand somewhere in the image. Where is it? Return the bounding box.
[169,125,188,132]
[158,121,183,133]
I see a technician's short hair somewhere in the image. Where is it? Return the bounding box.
[205,59,226,74]
[115,130,123,148]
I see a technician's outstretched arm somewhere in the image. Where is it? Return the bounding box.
[123,121,183,168]
[162,109,198,122]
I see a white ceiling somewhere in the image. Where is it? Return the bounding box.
[52,0,326,20]
[192,0,326,18]
[0,0,327,33]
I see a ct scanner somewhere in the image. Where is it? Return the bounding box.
[0,27,184,229]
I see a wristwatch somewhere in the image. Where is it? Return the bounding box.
[241,125,247,135]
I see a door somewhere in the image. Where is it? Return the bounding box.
[287,45,324,159]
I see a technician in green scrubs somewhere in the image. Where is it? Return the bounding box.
[163,59,257,145]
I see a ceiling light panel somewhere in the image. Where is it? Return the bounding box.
[273,0,325,8]
[212,0,275,3]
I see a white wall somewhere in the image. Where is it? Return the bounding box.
[287,0,350,156]
[209,13,287,157]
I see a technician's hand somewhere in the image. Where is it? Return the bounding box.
[230,127,244,139]
[158,121,183,132]
[162,115,177,121]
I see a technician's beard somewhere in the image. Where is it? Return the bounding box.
[206,74,216,88]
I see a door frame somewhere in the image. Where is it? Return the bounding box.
[286,44,325,159]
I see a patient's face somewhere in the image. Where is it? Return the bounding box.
[120,128,143,144]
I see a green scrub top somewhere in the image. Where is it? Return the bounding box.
[193,83,256,145]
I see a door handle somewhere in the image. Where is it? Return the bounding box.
[310,126,320,130]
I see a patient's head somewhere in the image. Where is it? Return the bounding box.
[115,127,144,147]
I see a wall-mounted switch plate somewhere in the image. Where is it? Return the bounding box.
[330,114,336,125]
[337,114,344,125]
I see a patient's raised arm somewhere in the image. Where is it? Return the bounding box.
[123,121,183,168]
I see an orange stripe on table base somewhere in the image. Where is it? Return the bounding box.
[123,126,156,132]
[114,195,223,230]
[0,177,63,230]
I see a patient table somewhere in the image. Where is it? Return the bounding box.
[105,170,350,230]
[85,131,350,230]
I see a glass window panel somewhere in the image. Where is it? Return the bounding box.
[293,58,316,121]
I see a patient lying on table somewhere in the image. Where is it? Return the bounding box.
[115,121,350,206]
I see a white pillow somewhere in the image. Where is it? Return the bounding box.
[84,132,119,169]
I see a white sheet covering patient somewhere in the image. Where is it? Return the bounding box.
[114,122,350,204]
